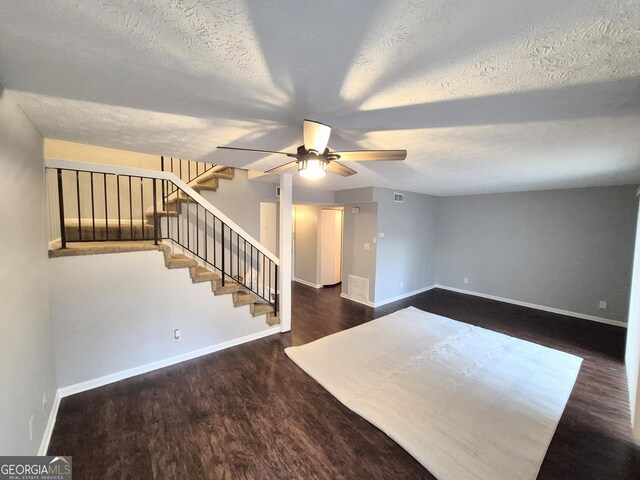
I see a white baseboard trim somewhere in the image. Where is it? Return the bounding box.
[340,292,374,307]
[435,285,627,328]
[340,285,438,308]
[294,278,323,289]
[57,327,281,398]
[372,285,437,307]
[38,390,61,456]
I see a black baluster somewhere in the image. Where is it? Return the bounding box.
[186,195,190,250]
[161,156,166,210]
[269,260,272,302]
[152,179,158,245]
[221,223,226,286]
[90,172,96,240]
[196,202,199,256]
[117,175,121,240]
[76,171,82,241]
[140,177,144,240]
[204,211,208,262]
[213,216,217,270]
[103,173,108,240]
[57,169,66,249]
[176,188,181,245]
[128,176,133,239]
[274,266,278,314]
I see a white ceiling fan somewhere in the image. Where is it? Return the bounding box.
[218,119,407,179]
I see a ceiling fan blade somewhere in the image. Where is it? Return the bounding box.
[218,146,297,157]
[332,149,407,162]
[264,161,298,174]
[303,119,332,153]
[327,161,357,177]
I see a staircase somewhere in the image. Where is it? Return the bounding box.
[160,244,279,326]
[47,158,279,326]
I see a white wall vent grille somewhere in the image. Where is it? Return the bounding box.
[348,275,369,303]
[393,192,404,203]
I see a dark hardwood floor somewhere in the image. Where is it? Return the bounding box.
[48,284,640,479]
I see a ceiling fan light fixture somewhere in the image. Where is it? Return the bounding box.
[298,158,328,179]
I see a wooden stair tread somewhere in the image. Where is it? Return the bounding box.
[213,280,240,295]
[166,253,198,269]
[266,313,280,326]
[193,180,218,192]
[250,303,274,317]
[233,290,260,307]
[49,241,158,258]
[190,266,219,283]
[199,167,234,181]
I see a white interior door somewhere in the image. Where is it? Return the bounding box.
[320,209,342,286]
[260,202,277,256]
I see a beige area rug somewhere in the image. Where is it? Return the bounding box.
[285,306,582,480]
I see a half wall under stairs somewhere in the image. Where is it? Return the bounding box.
[49,241,279,326]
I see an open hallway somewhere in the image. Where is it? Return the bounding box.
[47,284,639,479]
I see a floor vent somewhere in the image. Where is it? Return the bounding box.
[348,275,369,303]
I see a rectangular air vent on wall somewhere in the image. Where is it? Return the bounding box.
[348,275,370,303]
[394,192,404,203]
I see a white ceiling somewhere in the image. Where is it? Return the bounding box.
[1,0,639,196]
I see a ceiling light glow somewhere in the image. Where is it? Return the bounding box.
[298,158,327,179]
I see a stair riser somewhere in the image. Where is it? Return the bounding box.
[213,283,240,295]
[167,262,198,269]
[192,276,216,284]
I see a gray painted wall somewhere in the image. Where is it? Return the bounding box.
[293,186,336,205]
[373,187,438,303]
[294,204,320,286]
[0,89,57,454]
[335,187,374,204]
[341,202,377,302]
[201,169,278,240]
[49,251,276,388]
[436,186,638,322]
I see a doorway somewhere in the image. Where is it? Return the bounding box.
[320,208,343,286]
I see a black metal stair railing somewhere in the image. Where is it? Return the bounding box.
[160,156,217,202]
[50,165,278,314]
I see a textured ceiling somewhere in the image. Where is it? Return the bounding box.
[0,0,639,195]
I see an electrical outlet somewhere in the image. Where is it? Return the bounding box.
[599,300,607,310]
[364,243,370,250]
[464,277,469,284]
[173,329,181,342]
[42,392,47,412]
[29,415,34,441]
